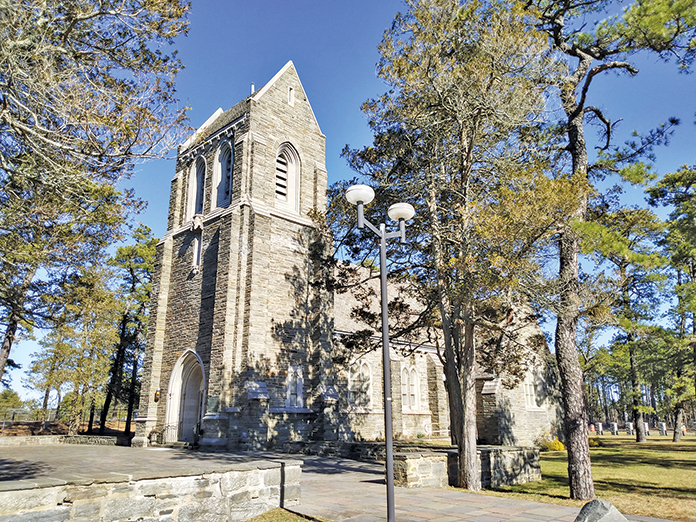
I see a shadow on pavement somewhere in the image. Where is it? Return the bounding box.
[0,458,53,481]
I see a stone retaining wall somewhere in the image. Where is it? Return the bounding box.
[447,447,541,488]
[0,461,301,522]
[0,435,118,446]
[283,440,540,489]
[393,453,448,488]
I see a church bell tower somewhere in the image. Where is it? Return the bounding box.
[133,62,333,449]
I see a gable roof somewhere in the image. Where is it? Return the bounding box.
[251,60,323,135]
[181,107,224,150]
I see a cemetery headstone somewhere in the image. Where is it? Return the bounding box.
[626,422,634,435]
[659,422,667,436]
[611,422,618,435]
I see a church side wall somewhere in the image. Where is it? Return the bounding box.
[496,378,562,447]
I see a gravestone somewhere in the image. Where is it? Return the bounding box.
[659,422,667,436]
[644,422,650,436]
[626,422,633,435]
[597,422,603,435]
[611,422,618,435]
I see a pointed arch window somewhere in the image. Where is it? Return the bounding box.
[275,143,299,210]
[350,362,372,409]
[214,142,233,208]
[188,156,206,219]
[401,367,419,411]
[524,375,541,410]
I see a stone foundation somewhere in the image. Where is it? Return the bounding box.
[0,460,301,522]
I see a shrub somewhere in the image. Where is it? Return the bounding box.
[539,437,565,452]
[588,437,603,448]
[417,433,425,439]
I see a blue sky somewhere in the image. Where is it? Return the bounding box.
[7,0,696,397]
[124,0,696,242]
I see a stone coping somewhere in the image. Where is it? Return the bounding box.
[0,456,302,522]
[0,458,303,493]
[0,443,302,493]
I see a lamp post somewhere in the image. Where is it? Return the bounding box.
[345,184,415,522]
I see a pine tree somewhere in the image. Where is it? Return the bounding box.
[340,0,570,490]
[0,0,189,380]
[526,0,696,498]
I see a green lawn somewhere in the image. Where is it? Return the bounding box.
[487,436,696,522]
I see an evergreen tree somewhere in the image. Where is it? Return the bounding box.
[0,0,189,379]
[32,265,118,434]
[525,0,696,498]
[340,0,570,490]
[648,165,696,440]
[100,225,157,435]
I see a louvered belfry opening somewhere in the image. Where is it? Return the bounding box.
[275,152,289,201]
[221,145,232,202]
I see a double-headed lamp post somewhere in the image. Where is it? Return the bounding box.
[345,184,415,522]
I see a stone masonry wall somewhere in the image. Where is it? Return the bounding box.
[393,453,448,488]
[0,435,117,447]
[0,461,301,522]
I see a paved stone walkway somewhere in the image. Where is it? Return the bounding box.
[0,445,675,522]
[292,456,671,522]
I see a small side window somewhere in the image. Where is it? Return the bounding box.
[286,366,303,408]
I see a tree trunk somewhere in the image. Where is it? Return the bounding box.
[673,403,684,443]
[125,333,142,435]
[0,268,36,379]
[87,399,96,434]
[0,312,20,382]
[601,377,610,423]
[100,311,130,434]
[555,232,595,500]
[629,341,647,442]
[461,317,480,491]
[55,389,62,420]
[41,386,51,424]
[553,54,595,500]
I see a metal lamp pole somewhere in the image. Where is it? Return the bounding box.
[346,184,415,522]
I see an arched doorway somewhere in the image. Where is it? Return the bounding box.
[165,351,205,443]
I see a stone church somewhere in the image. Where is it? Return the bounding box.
[133,62,561,450]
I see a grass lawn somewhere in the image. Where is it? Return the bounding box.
[486,435,696,522]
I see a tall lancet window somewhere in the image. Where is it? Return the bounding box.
[275,143,299,210]
[215,142,233,208]
[188,156,206,219]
